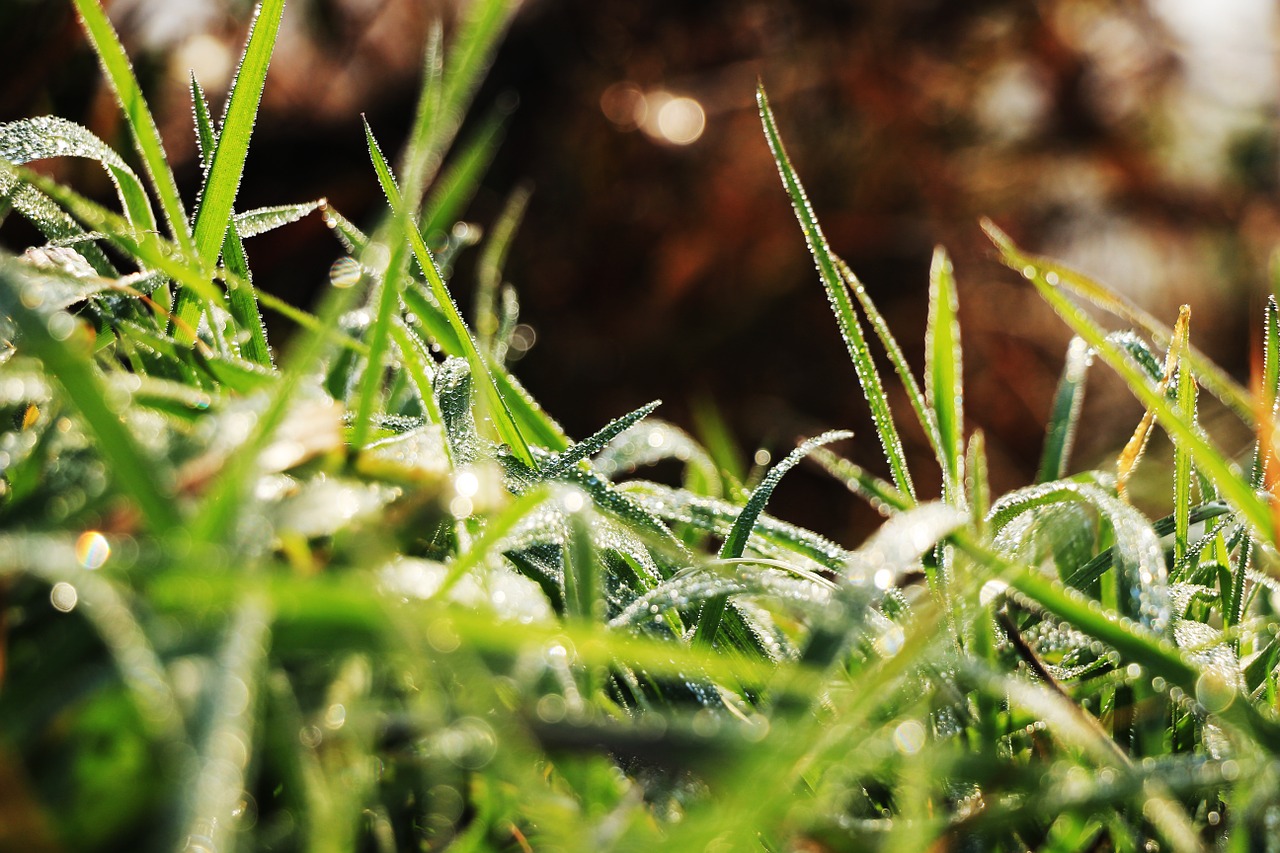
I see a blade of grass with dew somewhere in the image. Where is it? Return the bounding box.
[0,259,180,532]
[926,245,964,504]
[70,0,195,256]
[188,80,274,365]
[476,185,531,355]
[836,256,946,479]
[388,319,446,431]
[318,199,369,255]
[177,0,286,337]
[986,218,1252,424]
[759,86,915,502]
[0,116,156,233]
[1115,306,1190,500]
[233,201,323,239]
[540,400,660,479]
[810,447,910,514]
[399,22,444,209]
[967,430,991,536]
[364,119,533,466]
[12,164,223,305]
[350,233,410,451]
[561,497,601,621]
[0,168,117,276]
[983,219,1275,546]
[1038,336,1090,483]
[1174,324,1196,572]
[694,429,851,646]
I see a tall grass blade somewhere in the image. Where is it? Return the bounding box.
[419,107,507,239]
[925,246,964,503]
[984,219,1275,546]
[1173,324,1196,571]
[191,0,285,268]
[70,0,196,256]
[350,235,409,451]
[364,118,533,466]
[400,22,444,208]
[1038,336,1090,483]
[476,186,530,355]
[759,86,915,501]
[0,258,180,532]
[694,429,851,645]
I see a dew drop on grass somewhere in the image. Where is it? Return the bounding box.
[1195,669,1236,715]
[75,530,110,569]
[329,256,362,289]
[893,719,926,755]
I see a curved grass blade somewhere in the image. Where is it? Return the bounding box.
[0,168,117,276]
[694,429,851,645]
[984,219,1275,547]
[364,118,533,466]
[1038,336,1090,483]
[540,399,660,479]
[0,258,181,531]
[810,446,909,515]
[219,221,273,366]
[985,218,1252,424]
[925,246,963,503]
[234,201,323,239]
[1116,306,1190,499]
[760,86,915,502]
[596,418,720,496]
[0,116,156,232]
[70,0,196,256]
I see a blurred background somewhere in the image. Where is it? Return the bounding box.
[3,0,1279,543]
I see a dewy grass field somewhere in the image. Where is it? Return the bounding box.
[2,1,1280,851]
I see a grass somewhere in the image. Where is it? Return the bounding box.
[3,2,1280,851]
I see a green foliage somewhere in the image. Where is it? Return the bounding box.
[4,3,1280,851]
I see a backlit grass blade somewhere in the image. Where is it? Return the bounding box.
[0,168,117,276]
[0,116,156,232]
[836,257,945,478]
[810,447,909,514]
[984,219,1275,546]
[191,0,285,268]
[926,246,964,504]
[694,429,851,645]
[388,319,446,431]
[0,258,181,532]
[364,118,534,467]
[760,86,915,502]
[561,498,601,621]
[419,107,507,239]
[540,400,660,479]
[234,202,322,239]
[966,430,991,535]
[350,234,409,451]
[1038,337,1090,483]
[188,79,273,366]
[70,0,195,256]
[431,0,519,169]
[400,22,444,209]
[1174,326,1196,571]
[477,186,531,354]
[986,218,1252,424]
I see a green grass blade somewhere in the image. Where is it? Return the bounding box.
[388,319,447,431]
[810,447,910,514]
[985,219,1252,424]
[220,221,273,366]
[70,0,195,255]
[476,185,530,354]
[191,0,285,268]
[695,429,851,645]
[233,201,322,239]
[0,258,181,532]
[1038,336,1090,483]
[759,86,915,502]
[984,219,1275,546]
[540,400,660,479]
[399,22,445,209]
[431,0,518,171]
[0,116,156,232]
[926,246,964,504]
[364,118,533,466]
[0,169,117,277]
[419,106,507,240]
[561,497,601,621]
[1173,328,1196,571]
[190,73,216,172]
[350,235,409,451]
[966,430,991,536]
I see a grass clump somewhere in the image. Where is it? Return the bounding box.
[3,2,1280,851]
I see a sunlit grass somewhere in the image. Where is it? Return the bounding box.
[2,2,1280,851]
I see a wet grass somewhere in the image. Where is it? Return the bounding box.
[2,2,1280,851]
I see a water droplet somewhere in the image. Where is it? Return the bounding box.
[324,703,347,730]
[979,579,1007,606]
[892,719,926,755]
[75,530,110,569]
[298,726,322,748]
[753,448,771,467]
[1195,670,1236,714]
[329,256,362,289]
[50,582,77,612]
